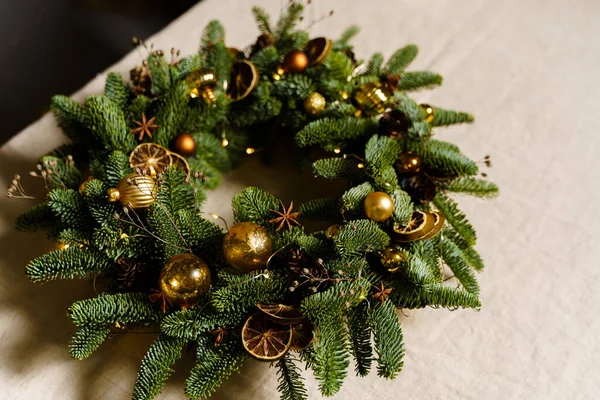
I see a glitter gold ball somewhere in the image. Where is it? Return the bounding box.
[159,253,211,307]
[303,92,326,115]
[363,192,394,222]
[223,222,273,272]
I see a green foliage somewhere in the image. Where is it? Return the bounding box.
[444,227,485,271]
[154,81,192,147]
[132,335,186,400]
[365,135,402,177]
[335,219,390,259]
[370,300,404,378]
[277,355,308,400]
[441,238,479,294]
[68,293,162,326]
[296,116,378,150]
[340,182,373,215]
[15,203,55,232]
[275,2,304,38]
[299,197,339,220]
[83,95,136,152]
[366,53,384,75]
[232,186,279,224]
[312,157,365,180]
[444,177,499,198]
[104,72,130,109]
[409,139,479,177]
[433,193,477,246]
[334,26,360,49]
[391,189,413,225]
[397,71,443,91]
[252,6,272,34]
[385,45,418,75]
[347,302,373,377]
[50,95,86,141]
[147,52,172,96]
[194,133,232,172]
[69,325,111,360]
[26,245,112,282]
[430,107,474,126]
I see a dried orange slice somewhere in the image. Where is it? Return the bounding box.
[242,313,292,361]
[306,37,332,65]
[290,319,314,351]
[420,210,445,240]
[257,303,304,325]
[227,60,259,101]
[168,152,191,177]
[392,210,435,242]
[129,143,171,177]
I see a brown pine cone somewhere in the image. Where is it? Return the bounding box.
[403,175,437,204]
[379,110,411,139]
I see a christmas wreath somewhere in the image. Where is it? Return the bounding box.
[8,3,498,399]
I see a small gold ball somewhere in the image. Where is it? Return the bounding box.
[396,152,421,174]
[364,192,394,222]
[159,253,211,307]
[420,103,435,123]
[107,188,120,202]
[303,92,326,115]
[170,133,197,157]
[116,173,156,209]
[283,50,309,73]
[325,224,343,240]
[353,82,392,116]
[380,248,405,272]
[223,222,272,272]
[186,68,217,98]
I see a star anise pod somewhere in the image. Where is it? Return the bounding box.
[131,113,159,141]
[269,200,302,232]
[208,327,230,347]
[373,282,393,303]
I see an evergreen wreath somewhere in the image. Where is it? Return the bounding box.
[8,3,498,399]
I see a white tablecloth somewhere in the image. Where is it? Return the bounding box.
[1,0,599,399]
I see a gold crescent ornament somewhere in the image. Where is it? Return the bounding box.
[108,173,156,209]
[223,222,272,272]
[159,253,211,307]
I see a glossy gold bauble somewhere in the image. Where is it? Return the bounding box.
[380,248,405,272]
[108,173,156,209]
[363,191,394,222]
[325,224,343,240]
[283,50,309,73]
[306,37,332,65]
[223,222,272,272]
[420,103,435,123]
[170,133,197,157]
[159,253,211,307]
[396,152,421,174]
[303,92,326,115]
[353,82,392,116]
[186,68,217,99]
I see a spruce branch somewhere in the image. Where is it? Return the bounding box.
[69,325,111,360]
[347,302,373,377]
[397,71,443,91]
[385,44,419,75]
[433,193,477,246]
[444,177,499,198]
[441,237,480,294]
[277,354,309,400]
[252,6,273,34]
[68,293,162,326]
[370,300,404,378]
[26,245,112,283]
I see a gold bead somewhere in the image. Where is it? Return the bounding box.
[115,173,156,209]
[283,50,309,73]
[170,133,197,157]
[159,253,211,307]
[363,192,394,222]
[380,248,405,272]
[186,68,217,99]
[303,92,326,115]
[396,152,421,174]
[420,103,435,123]
[223,222,272,272]
[353,82,392,116]
[325,224,343,240]
[107,188,120,202]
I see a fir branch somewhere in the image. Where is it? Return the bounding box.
[83,95,136,153]
[153,81,192,147]
[334,26,360,49]
[50,95,86,141]
[275,2,304,39]
[340,182,373,215]
[397,71,443,91]
[47,188,89,229]
[391,189,413,225]
[176,54,203,80]
[385,44,418,75]
[69,325,111,360]
[299,197,339,220]
[147,52,172,96]
[366,53,384,76]
[423,283,481,309]
[104,72,130,109]
[201,20,226,50]
[441,237,480,294]
[409,139,479,177]
[132,335,186,400]
[444,227,485,271]
[312,157,365,180]
[277,355,308,400]
[232,186,279,224]
[26,245,113,283]
[404,252,441,285]
[433,193,477,246]
[335,219,390,259]
[15,203,55,232]
[347,302,373,377]
[194,133,232,172]
[104,150,132,187]
[365,135,402,177]
[323,51,354,83]
[251,46,280,70]
[370,300,404,378]
[430,107,474,127]
[252,6,273,34]
[444,177,499,198]
[68,292,162,326]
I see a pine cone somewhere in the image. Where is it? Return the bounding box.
[130,64,151,95]
[283,247,309,274]
[256,33,275,49]
[403,175,437,204]
[379,110,411,139]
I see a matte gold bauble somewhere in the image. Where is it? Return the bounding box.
[363,191,394,222]
[185,68,217,99]
[303,92,326,115]
[223,222,272,272]
[159,253,211,307]
[108,173,156,209]
[325,224,343,240]
[420,103,435,123]
[380,248,405,272]
[353,82,392,116]
[283,50,309,73]
[396,152,421,174]
[170,133,197,157]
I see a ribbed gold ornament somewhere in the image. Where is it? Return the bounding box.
[353,82,392,116]
[223,222,272,272]
[109,173,156,209]
[159,253,211,307]
[185,68,217,100]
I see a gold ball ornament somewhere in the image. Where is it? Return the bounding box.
[303,92,326,115]
[396,152,421,174]
[353,82,393,116]
[78,176,95,194]
[159,253,211,307]
[380,248,405,273]
[420,104,435,123]
[185,69,217,100]
[325,224,343,240]
[223,222,273,272]
[108,173,156,209]
[170,133,197,157]
[283,50,309,73]
[363,192,395,222]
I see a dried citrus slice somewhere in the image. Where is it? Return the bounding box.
[392,210,435,242]
[420,210,445,240]
[227,60,259,101]
[129,143,171,177]
[168,152,191,177]
[242,313,292,361]
[257,303,304,325]
[306,37,332,65]
[290,319,314,351]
